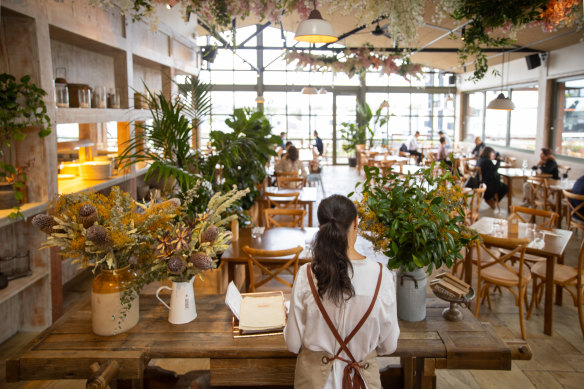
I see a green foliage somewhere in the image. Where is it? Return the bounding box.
[0,73,52,218]
[340,101,388,153]
[448,0,548,81]
[200,108,280,210]
[352,164,478,273]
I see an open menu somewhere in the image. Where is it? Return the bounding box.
[225,282,286,336]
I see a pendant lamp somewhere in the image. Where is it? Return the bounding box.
[294,1,337,44]
[301,86,317,95]
[379,100,390,109]
[487,52,514,111]
[255,95,265,103]
[318,88,327,94]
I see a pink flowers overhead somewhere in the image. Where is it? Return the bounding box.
[284,48,423,80]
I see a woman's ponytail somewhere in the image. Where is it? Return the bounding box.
[312,195,357,304]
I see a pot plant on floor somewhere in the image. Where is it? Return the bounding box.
[0,73,51,218]
[32,187,181,335]
[352,163,478,321]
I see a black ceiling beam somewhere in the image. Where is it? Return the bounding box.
[238,22,271,47]
[321,15,389,49]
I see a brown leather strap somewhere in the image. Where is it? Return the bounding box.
[306,262,383,389]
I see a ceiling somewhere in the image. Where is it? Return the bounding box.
[195,2,583,74]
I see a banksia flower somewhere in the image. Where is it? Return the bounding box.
[32,214,60,235]
[189,252,213,270]
[86,225,113,249]
[167,256,187,274]
[201,226,218,243]
[78,204,98,228]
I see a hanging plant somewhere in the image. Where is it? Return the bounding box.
[284,48,423,79]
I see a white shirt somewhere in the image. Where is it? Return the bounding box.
[407,135,419,151]
[284,259,400,389]
[441,134,452,150]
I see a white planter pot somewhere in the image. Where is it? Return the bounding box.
[396,267,427,322]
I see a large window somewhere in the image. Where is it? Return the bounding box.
[554,77,584,159]
[197,26,457,163]
[464,86,538,151]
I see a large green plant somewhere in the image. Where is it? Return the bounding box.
[351,164,478,273]
[117,76,211,196]
[200,108,280,210]
[0,73,51,218]
[340,101,389,154]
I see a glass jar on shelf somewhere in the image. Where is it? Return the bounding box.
[54,78,69,108]
[93,86,107,108]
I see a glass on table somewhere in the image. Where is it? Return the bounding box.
[532,230,545,249]
[251,227,264,239]
[525,223,536,241]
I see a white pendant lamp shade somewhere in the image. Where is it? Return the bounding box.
[301,85,317,95]
[318,88,327,94]
[445,94,453,103]
[294,9,337,44]
[487,93,515,110]
[379,100,390,109]
[255,95,265,103]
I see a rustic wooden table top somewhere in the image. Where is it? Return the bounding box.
[7,294,511,384]
[264,186,317,203]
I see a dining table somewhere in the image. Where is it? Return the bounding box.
[548,179,576,227]
[264,186,318,226]
[469,217,573,335]
[497,168,537,213]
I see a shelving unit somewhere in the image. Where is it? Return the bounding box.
[0,0,199,343]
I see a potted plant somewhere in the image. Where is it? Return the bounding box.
[0,73,51,217]
[32,187,181,335]
[351,163,478,321]
[153,187,249,324]
[340,102,385,167]
[198,108,280,210]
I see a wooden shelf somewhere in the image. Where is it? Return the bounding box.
[58,166,149,195]
[0,267,49,305]
[56,108,152,124]
[0,202,49,229]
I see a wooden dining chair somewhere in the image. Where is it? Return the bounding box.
[528,220,584,338]
[526,175,555,211]
[474,234,531,339]
[275,171,298,178]
[510,206,558,230]
[562,189,584,232]
[241,245,303,292]
[465,184,487,226]
[264,208,306,229]
[265,191,300,209]
[277,176,306,189]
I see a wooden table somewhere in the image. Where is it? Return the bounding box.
[391,164,424,175]
[470,217,573,335]
[498,168,537,213]
[264,186,318,226]
[7,294,514,389]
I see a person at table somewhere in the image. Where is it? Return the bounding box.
[437,136,452,168]
[285,195,399,388]
[279,131,287,149]
[277,141,293,160]
[406,130,424,165]
[313,130,323,156]
[477,146,508,209]
[570,174,584,221]
[438,130,452,150]
[521,148,560,205]
[471,136,485,157]
[275,145,307,177]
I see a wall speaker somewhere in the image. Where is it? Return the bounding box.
[525,54,541,70]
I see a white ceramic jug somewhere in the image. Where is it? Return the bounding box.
[156,277,197,324]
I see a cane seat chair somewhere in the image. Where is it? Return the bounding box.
[242,245,303,292]
[264,208,306,229]
[528,219,584,338]
[526,175,554,211]
[474,234,531,339]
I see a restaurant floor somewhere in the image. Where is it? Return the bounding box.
[1,165,583,388]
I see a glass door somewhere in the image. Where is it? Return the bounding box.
[334,92,358,164]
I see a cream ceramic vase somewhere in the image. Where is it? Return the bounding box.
[91,265,139,336]
[156,276,197,324]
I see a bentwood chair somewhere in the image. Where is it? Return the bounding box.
[465,184,487,226]
[242,245,303,292]
[277,176,306,189]
[474,234,531,339]
[526,175,554,211]
[528,216,584,338]
[563,189,584,233]
[265,191,300,209]
[264,208,306,229]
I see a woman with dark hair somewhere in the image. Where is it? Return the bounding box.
[477,146,508,209]
[275,145,307,177]
[285,195,399,388]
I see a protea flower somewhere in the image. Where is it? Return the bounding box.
[167,256,187,274]
[78,204,98,228]
[201,226,218,243]
[86,225,113,249]
[189,252,213,270]
[31,214,61,235]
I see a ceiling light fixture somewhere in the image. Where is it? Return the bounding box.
[294,1,337,44]
[255,95,265,103]
[487,52,515,111]
[318,88,327,94]
[445,94,453,103]
[379,100,390,109]
[166,0,178,9]
[301,86,317,95]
